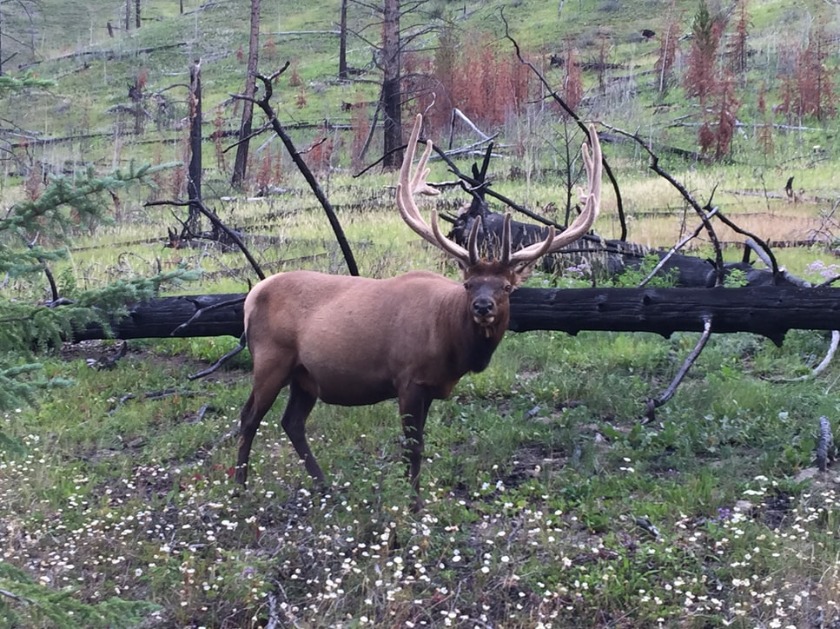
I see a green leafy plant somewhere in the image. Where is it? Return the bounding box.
[0,164,191,413]
[609,254,678,288]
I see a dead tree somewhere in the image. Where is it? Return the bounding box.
[231,0,261,188]
[380,0,402,169]
[187,59,202,235]
[338,0,348,80]
[346,0,440,169]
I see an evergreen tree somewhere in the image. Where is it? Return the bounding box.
[1,560,160,628]
[0,164,190,412]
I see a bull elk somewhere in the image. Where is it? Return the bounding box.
[235,114,602,510]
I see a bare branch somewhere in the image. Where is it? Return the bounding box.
[189,333,247,380]
[430,145,568,231]
[601,122,726,286]
[237,65,359,276]
[639,208,719,287]
[222,122,272,154]
[645,316,713,422]
[173,297,247,336]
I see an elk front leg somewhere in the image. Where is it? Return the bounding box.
[280,380,323,485]
[399,385,432,512]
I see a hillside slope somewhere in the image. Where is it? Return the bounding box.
[2,0,839,195]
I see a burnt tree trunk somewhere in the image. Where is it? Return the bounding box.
[338,0,348,80]
[380,0,402,169]
[506,286,840,346]
[187,59,202,234]
[71,286,840,347]
[231,0,261,189]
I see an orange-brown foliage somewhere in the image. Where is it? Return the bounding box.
[255,149,274,196]
[305,137,333,174]
[211,106,228,174]
[288,62,302,87]
[695,73,740,161]
[562,46,583,114]
[655,3,681,93]
[794,29,835,120]
[422,30,533,136]
[775,33,837,122]
[756,82,774,155]
[263,38,277,63]
[711,75,739,160]
[24,163,43,202]
[683,2,726,100]
[135,67,148,92]
[729,0,749,75]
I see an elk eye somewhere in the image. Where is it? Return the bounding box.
[503,283,513,293]
[463,280,473,290]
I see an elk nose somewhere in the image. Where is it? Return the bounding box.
[472,297,494,316]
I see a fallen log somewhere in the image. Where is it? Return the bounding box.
[72,286,840,346]
[507,286,838,345]
[73,294,247,341]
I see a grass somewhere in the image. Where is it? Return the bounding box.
[4,319,840,626]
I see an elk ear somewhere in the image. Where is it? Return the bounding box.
[456,258,472,275]
[511,261,537,287]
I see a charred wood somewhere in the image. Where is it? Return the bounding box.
[70,286,840,347]
[817,416,836,472]
[448,208,803,288]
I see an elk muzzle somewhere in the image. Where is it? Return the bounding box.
[471,295,497,326]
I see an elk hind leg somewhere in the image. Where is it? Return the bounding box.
[280,380,323,485]
[235,363,289,486]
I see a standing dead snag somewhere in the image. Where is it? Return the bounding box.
[234,115,603,510]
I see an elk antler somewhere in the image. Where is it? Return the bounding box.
[397,114,479,267]
[508,124,603,267]
[397,116,601,270]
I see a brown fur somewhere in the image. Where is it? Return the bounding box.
[235,265,519,510]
